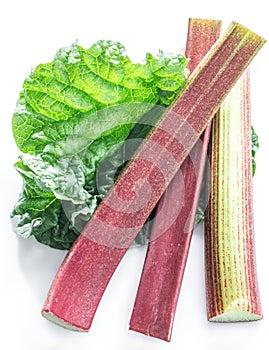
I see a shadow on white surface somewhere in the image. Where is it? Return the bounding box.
[17,235,67,304]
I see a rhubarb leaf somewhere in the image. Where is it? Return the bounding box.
[251,125,259,176]
[12,40,188,249]
[12,40,187,155]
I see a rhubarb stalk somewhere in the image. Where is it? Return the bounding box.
[205,69,263,321]
[42,22,265,331]
[129,18,221,342]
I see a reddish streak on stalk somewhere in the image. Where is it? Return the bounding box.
[204,70,263,321]
[42,22,265,332]
[129,18,221,342]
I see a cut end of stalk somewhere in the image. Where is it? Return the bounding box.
[209,307,263,322]
[42,310,88,332]
[129,323,172,342]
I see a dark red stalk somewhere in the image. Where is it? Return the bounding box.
[129,18,221,342]
[42,22,265,331]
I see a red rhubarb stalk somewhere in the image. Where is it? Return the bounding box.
[42,22,265,331]
[204,70,263,321]
[129,18,221,342]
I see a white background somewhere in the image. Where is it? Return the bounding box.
[1,1,268,349]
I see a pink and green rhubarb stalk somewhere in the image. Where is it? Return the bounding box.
[205,69,263,321]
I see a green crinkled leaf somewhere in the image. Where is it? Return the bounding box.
[251,125,259,176]
[14,201,79,250]
[11,159,100,249]
[12,40,188,156]
[11,39,189,250]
